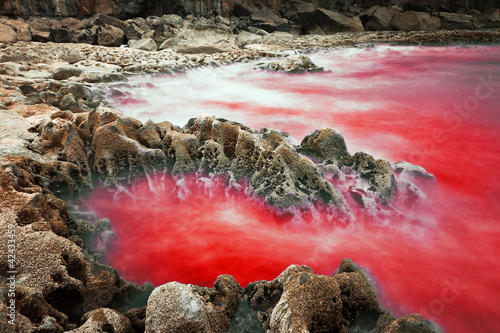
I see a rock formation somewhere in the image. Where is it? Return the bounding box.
[0,19,492,333]
[144,260,443,333]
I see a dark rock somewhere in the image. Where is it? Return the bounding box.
[437,12,473,29]
[364,6,395,31]
[298,8,364,34]
[88,13,129,30]
[152,22,175,43]
[124,23,144,40]
[250,6,288,32]
[97,25,125,47]
[49,28,93,44]
[158,14,184,28]
[471,8,500,28]
[391,11,441,31]
[52,67,83,81]
[298,128,349,162]
[233,1,258,17]
[61,17,84,30]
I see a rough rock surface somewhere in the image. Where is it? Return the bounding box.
[145,275,239,333]
[391,11,441,31]
[256,54,324,73]
[144,260,442,333]
[299,8,365,34]
[0,27,488,333]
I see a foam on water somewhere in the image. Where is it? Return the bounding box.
[84,45,500,332]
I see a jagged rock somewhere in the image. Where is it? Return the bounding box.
[163,27,237,54]
[124,23,143,40]
[128,38,158,51]
[88,13,129,30]
[471,8,500,28]
[61,18,85,30]
[298,8,364,34]
[250,6,288,32]
[257,54,324,73]
[49,28,93,44]
[298,128,349,162]
[362,6,395,31]
[391,11,441,31]
[437,12,473,29]
[69,308,134,333]
[145,275,240,333]
[97,25,125,47]
[158,14,184,28]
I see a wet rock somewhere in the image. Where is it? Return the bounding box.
[437,12,473,29]
[339,151,396,202]
[298,128,349,162]
[257,54,324,73]
[391,11,441,31]
[298,8,364,34]
[128,38,158,51]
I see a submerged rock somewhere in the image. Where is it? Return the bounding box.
[256,54,324,73]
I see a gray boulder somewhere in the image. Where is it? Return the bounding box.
[128,38,158,51]
[437,12,473,29]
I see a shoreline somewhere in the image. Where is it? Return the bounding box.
[0,29,498,332]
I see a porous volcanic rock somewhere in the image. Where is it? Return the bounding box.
[145,275,240,333]
[144,260,442,333]
[68,308,134,333]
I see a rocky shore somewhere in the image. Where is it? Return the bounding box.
[1,1,499,331]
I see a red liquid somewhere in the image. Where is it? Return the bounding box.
[88,45,500,332]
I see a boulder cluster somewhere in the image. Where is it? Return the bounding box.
[1,0,500,49]
[0,7,488,332]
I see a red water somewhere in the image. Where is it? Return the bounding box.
[87,45,500,332]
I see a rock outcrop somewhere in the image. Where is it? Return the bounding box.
[144,260,442,333]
